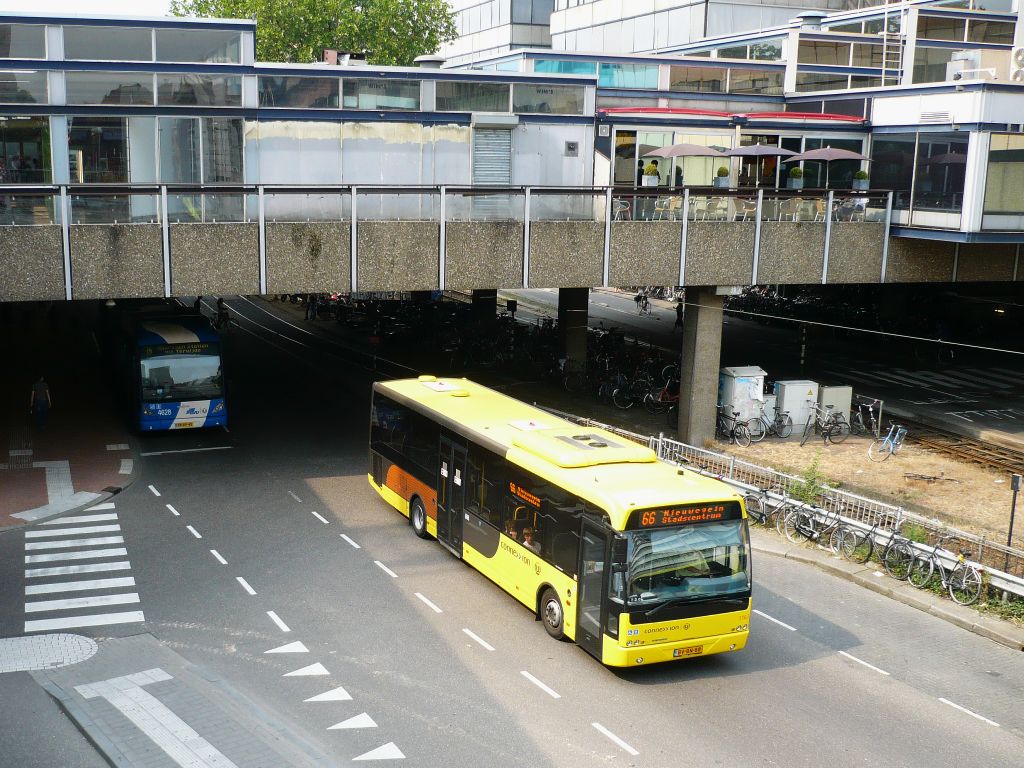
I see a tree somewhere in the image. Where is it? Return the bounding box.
[170,0,458,67]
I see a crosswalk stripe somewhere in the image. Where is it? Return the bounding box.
[25,525,121,539]
[24,611,145,633]
[41,513,118,525]
[863,370,940,388]
[893,370,966,389]
[982,368,1023,385]
[933,371,1010,388]
[25,593,140,613]
[85,502,116,511]
[25,561,132,578]
[25,548,128,564]
[25,536,124,551]
[26,577,136,595]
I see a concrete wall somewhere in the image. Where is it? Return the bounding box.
[170,224,260,296]
[885,238,955,283]
[684,222,754,286]
[757,222,826,284]
[609,221,681,286]
[70,225,164,300]
[0,226,64,301]
[357,221,439,292]
[529,222,603,288]
[956,243,1016,282]
[266,222,351,294]
[828,223,884,283]
[446,222,524,290]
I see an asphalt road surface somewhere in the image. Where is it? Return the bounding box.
[1,297,1022,767]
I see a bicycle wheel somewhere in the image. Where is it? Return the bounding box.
[868,439,891,462]
[948,565,982,606]
[747,417,766,442]
[783,509,813,544]
[799,416,815,447]
[841,528,873,564]
[612,387,634,410]
[743,494,767,526]
[883,542,914,580]
[773,504,792,535]
[642,392,661,414]
[734,423,751,448]
[775,414,793,439]
[907,556,934,588]
[828,526,846,554]
[826,418,850,444]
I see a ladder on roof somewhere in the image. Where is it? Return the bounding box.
[879,2,903,86]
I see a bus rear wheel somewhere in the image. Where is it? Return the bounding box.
[540,588,565,640]
[410,497,430,540]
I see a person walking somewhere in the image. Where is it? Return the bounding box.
[675,300,684,331]
[30,375,51,429]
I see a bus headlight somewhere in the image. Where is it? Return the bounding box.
[211,401,224,414]
[733,624,748,632]
[142,403,157,415]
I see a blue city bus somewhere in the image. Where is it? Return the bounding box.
[131,316,227,431]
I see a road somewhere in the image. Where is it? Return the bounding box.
[504,288,1024,448]
[0,297,1022,767]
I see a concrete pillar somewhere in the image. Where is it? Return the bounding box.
[471,289,497,324]
[677,287,724,446]
[557,287,589,369]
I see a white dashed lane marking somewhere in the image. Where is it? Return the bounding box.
[340,534,361,549]
[310,511,329,524]
[374,561,398,578]
[461,628,495,652]
[267,611,291,632]
[938,698,999,727]
[288,491,302,503]
[520,670,561,699]
[186,525,202,539]
[592,723,639,756]
[753,609,797,631]
[838,651,890,676]
[209,549,227,565]
[415,593,442,613]
[165,504,180,516]
[236,577,257,596]
[148,485,161,497]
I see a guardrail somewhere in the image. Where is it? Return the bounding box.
[536,404,1024,601]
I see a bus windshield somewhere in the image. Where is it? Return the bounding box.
[140,347,222,402]
[623,520,750,606]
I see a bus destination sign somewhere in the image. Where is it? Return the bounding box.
[628,501,742,529]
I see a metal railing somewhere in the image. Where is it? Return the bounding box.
[536,404,1024,599]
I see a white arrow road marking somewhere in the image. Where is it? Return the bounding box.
[305,686,352,703]
[353,742,405,761]
[265,641,308,654]
[283,663,329,677]
[328,713,377,730]
[75,669,240,768]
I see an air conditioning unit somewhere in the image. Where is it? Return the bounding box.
[1011,46,1024,83]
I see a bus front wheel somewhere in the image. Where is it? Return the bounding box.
[410,497,430,540]
[540,588,565,640]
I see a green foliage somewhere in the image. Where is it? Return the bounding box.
[853,169,869,180]
[643,162,659,177]
[788,167,803,179]
[977,594,1024,626]
[170,0,458,66]
[901,522,929,544]
[790,449,831,504]
[716,166,729,177]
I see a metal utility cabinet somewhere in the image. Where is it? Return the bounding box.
[818,385,853,423]
[773,380,819,431]
[719,366,767,422]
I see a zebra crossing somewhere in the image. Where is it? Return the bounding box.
[23,504,144,634]
[821,365,1022,394]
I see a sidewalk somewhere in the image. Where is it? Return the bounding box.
[0,303,135,530]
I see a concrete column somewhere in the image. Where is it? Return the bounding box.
[558,287,589,370]
[677,287,724,446]
[471,289,497,323]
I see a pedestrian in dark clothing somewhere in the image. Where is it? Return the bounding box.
[30,376,51,429]
[636,161,644,186]
[675,300,684,330]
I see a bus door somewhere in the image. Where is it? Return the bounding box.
[436,435,466,557]
[577,521,609,659]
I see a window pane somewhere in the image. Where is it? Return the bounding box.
[871,134,916,209]
[202,117,243,183]
[64,25,152,61]
[967,20,1014,45]
[728,68,784,95]
[914,132,968,212]
[0,116,50,182]
[917,15,966,41]
[913,47,956,83]
[157,74,242,106]
[828,22,863,34]
[436,81,509,112]
[0,69,46,104]
[798,41,851,65]
[795,72,849,92]
[66,71,153,105]
[259,76,338,108]
[155,28,241,63]
[717,45,748,59]
[533,59,596,75]
[0,24,46,59]
[851,44,883,68]
[342,78,420,110]
[68,116,128,183]
[613,130,637,185]
[984,133,1024,215]
[598,63,658,88]
[512,83,585,114]
[749,40,783,61]
[669,66,725,92]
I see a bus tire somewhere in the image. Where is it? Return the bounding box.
[410,497,430,540]
[540,587,565,641]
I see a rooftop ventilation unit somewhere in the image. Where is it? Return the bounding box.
[1011,47,1024,83]
[794,11,828,31]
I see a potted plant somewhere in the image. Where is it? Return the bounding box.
[713,165,731,188]
[852,169,869,191]
[787,166,804,190]
[642,161,661,187]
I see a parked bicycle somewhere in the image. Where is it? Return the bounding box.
[850,396,880,438]
[800,402,850,446]
[746,400,793,442]
[716,405,751,447]
[868,422,907,462]
[908,535,983,605]
[643,377,679,414]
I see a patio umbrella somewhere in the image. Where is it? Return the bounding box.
[785,146,869,188]
[725,144,797,186]
[644,143,727,158]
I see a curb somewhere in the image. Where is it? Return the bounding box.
[752,538,1024,652]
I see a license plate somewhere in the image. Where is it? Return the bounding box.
[173,421,194,429]
[673,645,703,658]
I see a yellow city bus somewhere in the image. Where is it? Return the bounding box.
[368,376,751,667]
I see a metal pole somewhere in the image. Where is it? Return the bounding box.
[439,185,447,291]
[523,187,532,289]
[799,324,807,376]
[1007,474,1022,574]
[59,186,72,300]
[257,185,267,295]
